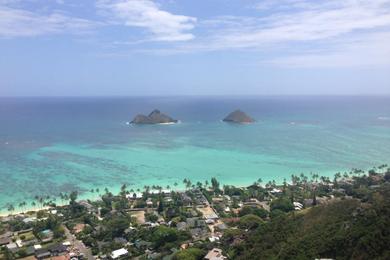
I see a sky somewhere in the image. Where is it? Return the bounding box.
[0,0,390,96]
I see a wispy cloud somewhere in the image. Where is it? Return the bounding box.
[96,0,196,41]
[143,0,390,68]
[199,0,390,50]
[1,0,390,68]
[0,3,97,38]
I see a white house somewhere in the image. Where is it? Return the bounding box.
[111,248,128,259]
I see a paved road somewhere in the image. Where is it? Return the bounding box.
[63,225,94,260]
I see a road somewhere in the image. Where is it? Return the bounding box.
[63,225,94,260]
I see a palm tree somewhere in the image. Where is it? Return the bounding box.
[186,180,192,190]
[39,197,44,209]
[18,202,24,212]
[7,204,15,214]
[64,193,69,203]
[334,172,341,186]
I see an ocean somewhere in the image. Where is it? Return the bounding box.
[0,96,389,213]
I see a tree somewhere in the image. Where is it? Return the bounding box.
[157,198,164,214]
[239,206,268,219]
[69,191,78,204]
[211,177,220,191]
[238,214,264,230]
[106,217,131,238]
[152,226,180,247]
[173,248,205,260]
[120,184,127,197]
[271,198,294,213]
[7,204,15,214]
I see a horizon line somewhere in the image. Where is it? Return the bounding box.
[1,94,390,98]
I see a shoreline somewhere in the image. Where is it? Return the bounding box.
[0,166,372,217]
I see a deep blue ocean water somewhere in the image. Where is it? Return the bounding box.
[0,96,389,212]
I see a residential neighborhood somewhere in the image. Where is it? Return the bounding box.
[1,166,389,259]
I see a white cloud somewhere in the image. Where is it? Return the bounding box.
[202,0,390,50]
[143,0,390,68]
[0,4,97,38]
[96,0,196,41]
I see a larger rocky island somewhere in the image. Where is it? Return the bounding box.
[131,109,178,124]
[223,109,255,123]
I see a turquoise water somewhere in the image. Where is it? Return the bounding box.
[0,96,389,212]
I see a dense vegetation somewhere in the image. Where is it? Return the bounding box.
[1,164,389,259]
[222,183,390,260]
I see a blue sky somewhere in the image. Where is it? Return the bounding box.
[0,0,390,96]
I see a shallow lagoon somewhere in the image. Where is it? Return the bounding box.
[1,96,389,212]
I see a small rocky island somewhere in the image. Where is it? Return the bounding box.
[131,109,178,124]
[223,109,254,123]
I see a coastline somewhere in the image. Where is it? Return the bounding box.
[0,166,368,217]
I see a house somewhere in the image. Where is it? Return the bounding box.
[134,240,152,250]
[23,217,37,223]
[204,248,227,260]
[25,246,35,255]
[78,200,97,213]
[293,202,303,210]
[209,236,220,242]
[204,212,219,220]
[16,239,23,247]
[212,197,224,203]
[0,231,13,239]
[0,236,11,246]
[35,248,51,259]
[6,242,18,253]
[48,243,68,256]
[205,219,215,225]
[126,192,143,200]
[215,223,227,231]
[176,222,187,231]
[114,237,127,245]
[34,244,42,250]
[190,227,208,239]
[111,248,128,259]
[270,188,282,194]
[146,198,154,207]
[181,193,193,205]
